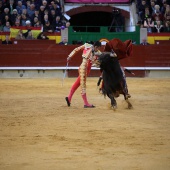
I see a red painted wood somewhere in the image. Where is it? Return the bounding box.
[0,44,170,77]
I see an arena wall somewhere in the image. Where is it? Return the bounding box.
[0,40,170,78]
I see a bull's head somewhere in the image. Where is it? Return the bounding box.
[93,52,117,69]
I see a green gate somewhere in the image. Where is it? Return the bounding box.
[68,26,140,44]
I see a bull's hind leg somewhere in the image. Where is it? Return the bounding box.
[108,94,117,110]
[124,94,133,109]
[126,99,133,109]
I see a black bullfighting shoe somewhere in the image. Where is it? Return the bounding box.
[65,97,70,107]
[84,105,95,108]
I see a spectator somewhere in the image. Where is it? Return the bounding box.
[43,20,54,32]
[13,19,21,27]
[164,4,170,18]
[152,4,164,21]
[59,38,68,45]
[144,16,154,32]
[21,14,28,26]
[140,38,150,45]
[32,16,41,27]
[2,35,12,44]
[1,8,11,25]
[37,32,49,39]
[42,0,50,11]
[2,14,12,26]
[42,14,49,25]
[25,20,32,27]
[154,4,161,14]
[10,9,18,25]
[27,3,35,19]
[22,8,30,20]
[50,1,62,17]
[3,21,11,32]
[150,0,156,15]
[164,20,170,32]
[54,0,63,13]
[26,0,31,9]
[44,9,49,16]
[165,14,170,22]
[154,19,164,32]
[6,0,16,15]
[31,9,41,24]
[53,15,63,32]
[16,1,26,15]
[138,0,148,21]
[39,5,45,22]
[49,9,56,24]
[65,21,70,29]
[49,0,55,10]
[15,29,25,39]
[142,6,151,22]
[15,14,21,22]
[161,2,168,15]
[25,29,34,39]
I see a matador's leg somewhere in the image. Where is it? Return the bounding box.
[66,76,80,105]
[67,60,92,104]
[80,60,94,107]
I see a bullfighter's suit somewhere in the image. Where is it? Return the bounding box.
[65,42,101,108]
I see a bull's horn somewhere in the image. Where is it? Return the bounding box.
[110,53,117,57]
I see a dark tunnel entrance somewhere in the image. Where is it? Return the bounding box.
[69,11,125,32]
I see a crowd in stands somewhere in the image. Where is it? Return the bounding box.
[0,0,170,37]
[0,0,70,35]
[136,0,170,32]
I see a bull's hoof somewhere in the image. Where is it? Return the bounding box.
[126,99,133,109]
[111,105,117,110]
[126,94,131,98]
[128,103,133,109]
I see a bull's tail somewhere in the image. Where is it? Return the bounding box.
[97,76,103,87]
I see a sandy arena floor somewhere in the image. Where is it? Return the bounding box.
[0,77,170,170]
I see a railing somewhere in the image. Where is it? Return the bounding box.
[0,67,170,71]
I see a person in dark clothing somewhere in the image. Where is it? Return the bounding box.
[37,32,49,39]
[138,0,148,21]
[2,35,12,44]
[43,21,54,32]
[58,38,68,45]
[140,38,150,45]
[52,15,63,32]
[6,0,16,15]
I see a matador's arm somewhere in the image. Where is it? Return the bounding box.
[67,44,85,61]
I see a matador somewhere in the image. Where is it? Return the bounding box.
[65,41,102,108]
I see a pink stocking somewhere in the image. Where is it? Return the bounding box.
[81,93,92,106]
[68,76,80,102]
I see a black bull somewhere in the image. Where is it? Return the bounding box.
[96,53,132,109]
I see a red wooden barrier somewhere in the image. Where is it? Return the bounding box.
[12,39,56,45]
[0,43,170,77]
[155,40,170,45]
